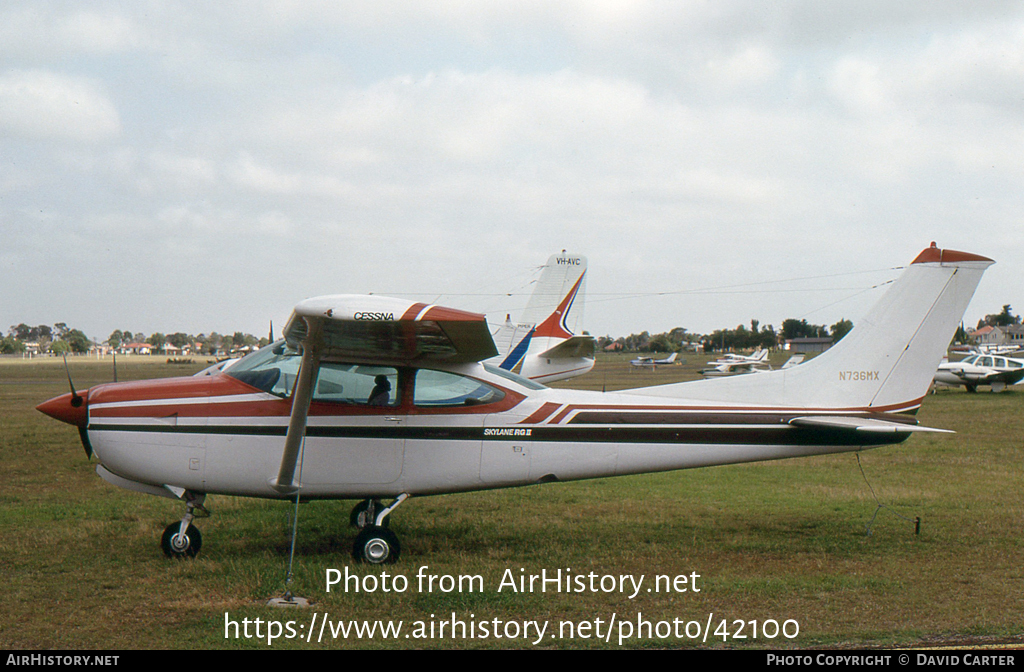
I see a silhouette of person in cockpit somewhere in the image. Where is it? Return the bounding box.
[368,375,392,406]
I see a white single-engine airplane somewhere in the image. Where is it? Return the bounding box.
[700,349,772,377]
[630,353,679,369]
[933,353,1024,392]
[38,244,991,564]
[488,252,595,383]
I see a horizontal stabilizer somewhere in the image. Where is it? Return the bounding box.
[788,416,953,434]
[537,335,596,360]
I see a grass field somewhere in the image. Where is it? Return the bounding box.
[2,353,1022,649]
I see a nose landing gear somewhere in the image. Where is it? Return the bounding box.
[161,491,208,559]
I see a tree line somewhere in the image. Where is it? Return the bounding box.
[596,317,854,354]
[977,304,1021,329]
[601,304,1020,355]
[5,305,1016,358]
[2,323,268,356]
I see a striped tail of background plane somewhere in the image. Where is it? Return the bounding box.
[489,252,596,383]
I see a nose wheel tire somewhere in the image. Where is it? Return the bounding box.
[353,526,400,564]
[161,522,203,559]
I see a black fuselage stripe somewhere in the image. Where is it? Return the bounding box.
[87,423,907,447]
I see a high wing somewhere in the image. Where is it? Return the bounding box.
[273,295,497,492]
[284,295,498,365]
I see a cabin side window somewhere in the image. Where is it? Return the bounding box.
[413,370,505,407]
[314,364,399,407]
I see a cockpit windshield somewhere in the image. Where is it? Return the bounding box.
[226,340,301,397]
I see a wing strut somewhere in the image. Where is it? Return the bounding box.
[272,317,323,494]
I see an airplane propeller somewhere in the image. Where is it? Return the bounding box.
[78,427,94,459]
[62,353,84,409]
[61,354,93,459]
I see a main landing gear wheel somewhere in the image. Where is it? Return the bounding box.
[353,526,400,564]
[161,522,202,559]
[350,499,388,529]
[350,494,409,564]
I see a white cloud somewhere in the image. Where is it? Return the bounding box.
[0,7,142,58]
[2,2,1024,338]
[0,69,120,142]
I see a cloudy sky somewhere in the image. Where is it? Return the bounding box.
[3,1,1023,344]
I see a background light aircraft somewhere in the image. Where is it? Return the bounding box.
[715,348,770,364]
[630,352,679,369]
[37,243,991,565]
[975,345,1023,356]
[700,348,772,377]
[934,353,1024,392]
[488,252,595,383]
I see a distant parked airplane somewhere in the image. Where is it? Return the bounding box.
[700,349,770,377]
[933,353,1024,392]
[630,353,679,369]
[701,350,806,378]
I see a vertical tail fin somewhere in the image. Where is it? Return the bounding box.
[521,252,587,339]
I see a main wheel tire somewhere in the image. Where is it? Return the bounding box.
[353,526,400,564]
[349,499,388,529]
[161,522,202,559]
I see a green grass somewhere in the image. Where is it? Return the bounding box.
[2,354,1023,649]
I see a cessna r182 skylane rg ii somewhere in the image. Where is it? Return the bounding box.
[38,244,991,564]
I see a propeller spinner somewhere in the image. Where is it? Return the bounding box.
[36,356,93,458]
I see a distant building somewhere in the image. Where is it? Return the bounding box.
[121,342,152,355]
[972,324,1024,347]
[785,337,833,354]
[970,325,995,344]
